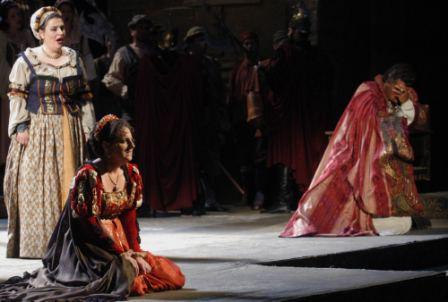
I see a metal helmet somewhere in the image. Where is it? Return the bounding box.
[288,1,311,34]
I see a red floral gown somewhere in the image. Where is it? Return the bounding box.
[0,162,185,301]
[70,162,186,295]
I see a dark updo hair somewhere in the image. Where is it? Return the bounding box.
[87,118,134,160]
[383,63,416,87]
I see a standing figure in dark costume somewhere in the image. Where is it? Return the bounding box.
[134,33,203,215]
[263,3,332,212]
[0,115,185,301]
[184,26,227,213]
[103,14,159,121]
[228,31,268,210]
[93,36,117,119]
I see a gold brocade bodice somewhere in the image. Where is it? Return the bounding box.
[100,190,133,219]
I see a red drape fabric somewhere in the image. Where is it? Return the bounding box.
[135,53,202,211]
[281,77,423,237]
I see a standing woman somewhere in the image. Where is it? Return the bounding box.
[0,0,35,172]
[3,6,95,258]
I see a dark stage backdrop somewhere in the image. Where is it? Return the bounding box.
[318,0,448,192]
[58,0,446,193]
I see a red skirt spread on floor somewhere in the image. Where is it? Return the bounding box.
[0,162,185,301]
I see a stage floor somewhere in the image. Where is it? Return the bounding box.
[1,208,447,301]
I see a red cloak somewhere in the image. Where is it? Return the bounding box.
[280,77,424,237]
[135,53,202,211]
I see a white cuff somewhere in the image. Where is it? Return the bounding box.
[398,99,415,125]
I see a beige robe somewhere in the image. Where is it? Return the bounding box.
[4,46,95,258]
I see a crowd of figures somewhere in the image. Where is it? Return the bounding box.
[0,1,429,300]
[99,10,334,217]
[1,0,333,226]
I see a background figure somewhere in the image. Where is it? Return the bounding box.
[281,64,425,238]
[228,31,267,210]
[0,115,185,300]
[0,0,35,185]
[3,6,95,258]
[75,0,117,59]
[102,14,160,122]
[12,0,45,26]
[184,26,227,213]
[134,32,202,215]
[262,5,332,212]
[54,0,96,81]
[92,36,119,119]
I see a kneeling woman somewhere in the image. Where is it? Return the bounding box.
[0,115,185,301]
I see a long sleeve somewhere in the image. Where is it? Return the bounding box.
[119,208,142,252]
[395,99,415,125]
[7,56,31,137]
[81,36,97,81]
[78,57,96,137]
[398,100,415,125]
[81,100,95,137]
[102,48,128,99]
[119,164,143,252]
[118,164,144,252]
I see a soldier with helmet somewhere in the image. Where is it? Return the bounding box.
[263,1,333,213]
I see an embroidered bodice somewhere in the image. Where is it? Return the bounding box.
[101,190,133,219]
[71,162,143,219]
[6,46,95,136]
[70,162,144,254]
[13,47,92,115]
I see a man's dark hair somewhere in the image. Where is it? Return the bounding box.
[383,63,416,87]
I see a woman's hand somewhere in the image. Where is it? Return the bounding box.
[16,130,29,146]
[121,251,139,275]
[134,255,152,275]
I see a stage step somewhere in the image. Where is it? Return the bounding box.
[293,272,447,302]
[259,237,448,301]
[261,237,448,271]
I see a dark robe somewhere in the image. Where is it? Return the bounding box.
[228,58,262,168]
[196,55,225,179]
[264,42,332,190]
[227,57,269,207]
[135,52,202,211]
[0,203,132,301]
